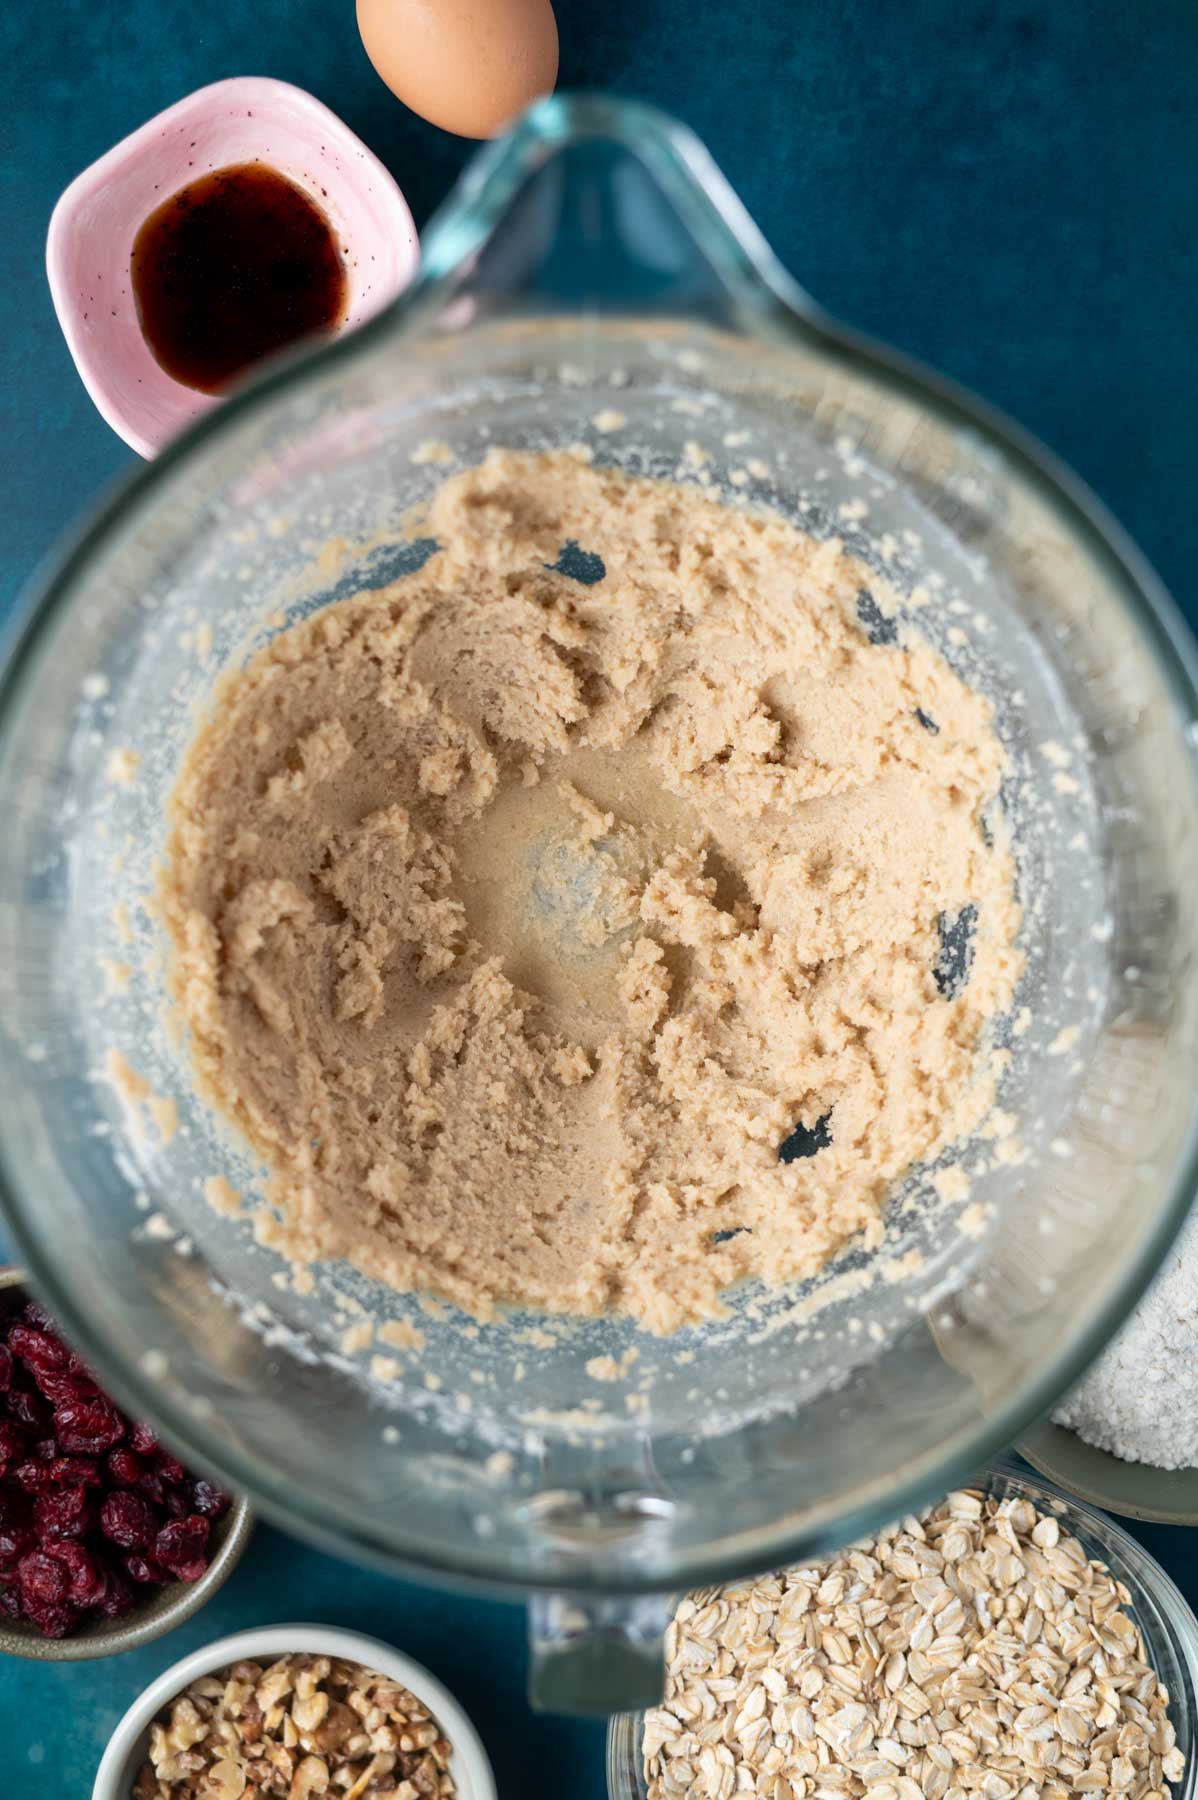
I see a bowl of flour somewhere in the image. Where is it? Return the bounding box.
[1021,1203,1198,1522]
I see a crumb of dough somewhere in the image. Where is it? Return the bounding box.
[370,1354,401,1382]
[423,1372,442,1392]
[591,409,626,433]
[100,957,133,994]
[486,1450,514,1477]
[105,1049,150,1104]
[340,1320,374,1355]
[957,1201,990,1240]
[1048,1024,1080,1056]
[161,450,1023,1333]
[518,1326,557,1350]
[932,1166,971,1206]
[882,1248,926,1284]
[379,1319,426,1353]
[148,1095,179,1145]
[585,1347,639,1382]
[994,1135,1026,1167]
[112,900,133,946]
[204,1174,244,1218]
[410,439,454,466]
[106,747,140,787]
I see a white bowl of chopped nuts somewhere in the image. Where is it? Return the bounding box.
[93,1624,496,1800]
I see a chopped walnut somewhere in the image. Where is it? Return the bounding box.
[136,1655,456,1800]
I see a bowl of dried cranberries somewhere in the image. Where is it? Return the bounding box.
[0,1268,252,1659]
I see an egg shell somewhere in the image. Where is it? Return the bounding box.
[357,0,559,139]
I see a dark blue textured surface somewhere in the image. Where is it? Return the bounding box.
[1,3,1196,1794]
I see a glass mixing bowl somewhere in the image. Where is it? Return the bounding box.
[606,1461,1198,1799]
[1,95,1197,1712]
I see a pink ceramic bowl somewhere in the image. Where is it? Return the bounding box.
[46,77,419,458]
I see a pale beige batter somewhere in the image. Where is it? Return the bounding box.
[161,450,1022,1331]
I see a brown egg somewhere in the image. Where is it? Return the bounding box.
[356,0,559,140]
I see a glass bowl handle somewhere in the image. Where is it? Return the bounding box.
[527,1589,670,1714]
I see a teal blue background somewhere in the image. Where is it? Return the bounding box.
[1,1,1197,1794]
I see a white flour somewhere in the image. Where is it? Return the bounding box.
[1054,1202,1198,1468]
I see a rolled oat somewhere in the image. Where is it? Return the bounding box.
[644,1490,1185,1800]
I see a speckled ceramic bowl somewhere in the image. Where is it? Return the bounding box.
[1020,1419,1198,1526]
[0,1267,253,1661]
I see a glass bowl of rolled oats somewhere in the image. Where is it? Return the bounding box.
[607,1464,1198,1800]
[92,1624,496,1800]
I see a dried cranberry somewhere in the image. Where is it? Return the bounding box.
[10,1459,54,1496]
[52,1396,124,1455]
[47,1542,106,1608]
[47,1456,102,1488]
[99,1490,157,1551]
[162,1486,192,1521]
[0,1490,31,1532]
[106,1447,146,1487]
[155,1516,209,1581]
[189,1480,230,1520]
[0,1296,227,1642]
[8,1325,70,1374]
[155,1453,186,1487]
[17,1547,70,1608]
[6,1387,52,1434]
[34,1485,94,1541]
[25,1600,79,1638]
[129,1422,158,1458]
[0,1420,32,1473]
[34,1364,100,1407]
[0,1493,34,1567]
[95,1560,135,1618]
[124,1552,169,1585]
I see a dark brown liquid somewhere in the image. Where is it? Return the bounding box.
[131,162,348,395]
